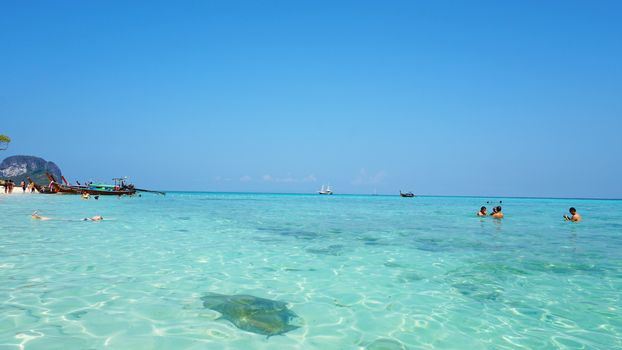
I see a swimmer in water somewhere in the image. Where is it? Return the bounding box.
[31,212,103,221]
[477,206,487,216]
[491,206,504,219]
[563,207,582,222]
[31,211,52,220]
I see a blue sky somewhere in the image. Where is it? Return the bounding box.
[1,1,621,198]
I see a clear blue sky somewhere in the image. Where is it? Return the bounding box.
[1,1,621,198]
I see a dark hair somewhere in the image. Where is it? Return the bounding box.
[496,206,502,212]
[569,207,576,213]
[481,206,486,211]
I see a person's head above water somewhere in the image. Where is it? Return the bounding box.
[490,206,504,218]
[477,206,487,216]
[564,207,581,222]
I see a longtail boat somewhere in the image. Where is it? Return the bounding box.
[27,176,58,194]
[80,178,137,196]
[44,173,164,196]
[45,173,82,194]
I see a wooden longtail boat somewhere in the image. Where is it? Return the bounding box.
[80,181,137,196]
[45,174,135,195]
[45,174,165,196]
[27,177,58,194]
[38,173,164,196]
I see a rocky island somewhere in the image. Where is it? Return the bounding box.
[0,155,62,185]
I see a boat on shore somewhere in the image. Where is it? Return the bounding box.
[47,175,137,195]
[318,185,333,195]
[400,191,415,198]
[31,173,164,196]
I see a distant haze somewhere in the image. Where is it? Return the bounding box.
[1,1,621,198]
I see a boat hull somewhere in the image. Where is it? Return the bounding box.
[54,185,136,196]
[80,188,136,196]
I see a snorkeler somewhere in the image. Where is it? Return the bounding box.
[477,206,487,216]
[563,207,582,222]
[491,206,504,219]
[83,216,103,221]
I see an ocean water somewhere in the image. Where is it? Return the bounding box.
[0,193,620,349]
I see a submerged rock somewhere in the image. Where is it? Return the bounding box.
[366,338,408,350]
[201,293,301,337]
[306,244,345,256]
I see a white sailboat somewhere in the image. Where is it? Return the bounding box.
[318,184,333,195]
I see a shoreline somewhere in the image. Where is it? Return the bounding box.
[0,188,40,195]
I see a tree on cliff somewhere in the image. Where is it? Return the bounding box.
[0,135,10,150]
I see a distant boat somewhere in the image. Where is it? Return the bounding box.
[318,185,333,195]
[400,190,415,198]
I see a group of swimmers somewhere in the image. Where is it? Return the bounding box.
[477,206,582,222]
[477,206,504,219]
[31,205,583,223]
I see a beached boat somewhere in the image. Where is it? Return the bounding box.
[318,185,333,195]
[86,178,166,195]
[40,173,82,194]
[80,182,137,196]
[46,174,136,196]
[39,173,164,196]
[400,191,415,198]
[74,178,137,196]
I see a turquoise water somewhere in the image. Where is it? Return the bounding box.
[1,193,621,349]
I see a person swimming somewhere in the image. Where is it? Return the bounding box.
[477,206,487,216]
[491,206,504,219]
[31,212,103,221]
[564,207,582,222]
[31,211,51,220]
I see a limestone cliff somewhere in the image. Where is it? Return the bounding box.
[0,155,62,185]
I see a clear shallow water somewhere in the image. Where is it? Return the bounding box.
[0,193,621,349]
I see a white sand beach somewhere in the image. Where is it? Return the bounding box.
[0,186,40,195]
